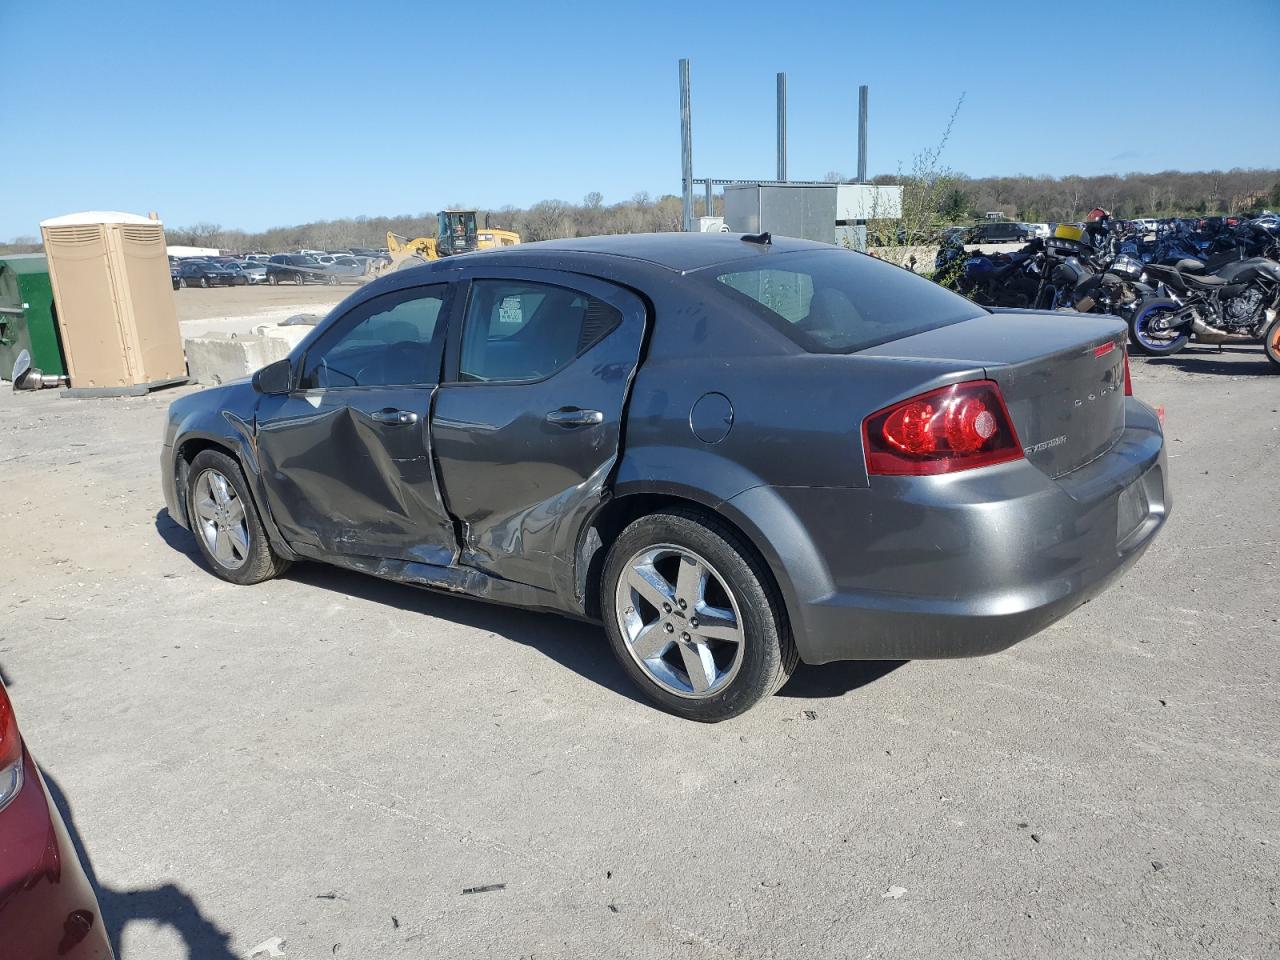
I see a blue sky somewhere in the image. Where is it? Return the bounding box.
[4,0,1278,239]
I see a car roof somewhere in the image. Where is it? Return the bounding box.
[471,232,837,273]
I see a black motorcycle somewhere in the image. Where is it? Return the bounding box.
[1032,237,1153,321]
[1129,255,1280,369]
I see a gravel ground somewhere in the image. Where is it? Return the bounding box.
[0,345,1276,960]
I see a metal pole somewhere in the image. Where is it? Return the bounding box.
[776,73,787,182]
[857,84,868,183]
[679,58,694,232]
[704,180,713,220]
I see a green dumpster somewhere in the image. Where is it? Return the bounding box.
[0,253,65,380]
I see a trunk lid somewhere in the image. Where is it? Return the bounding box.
[861,310,1127,478]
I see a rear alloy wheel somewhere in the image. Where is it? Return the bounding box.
[296,273,305,285]
[186,449,290,585]
[1129,297,1190,356]
[199,277,209,288]
[179,277,187,288]
[1264,315,1280,371]
[602,510,796,722]
[268,273,278,285]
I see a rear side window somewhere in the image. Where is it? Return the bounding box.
[459,280,621,382]
[708,249,984,353]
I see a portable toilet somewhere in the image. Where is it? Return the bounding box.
[39,211,187,395]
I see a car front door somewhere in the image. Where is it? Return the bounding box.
[254,282,458,565]
[431,268,647,598]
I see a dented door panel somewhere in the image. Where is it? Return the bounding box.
[255,387,456,564]
[432,271,647,599]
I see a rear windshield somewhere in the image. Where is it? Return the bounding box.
[705,249,985,353]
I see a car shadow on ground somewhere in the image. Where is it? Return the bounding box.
[777,660,905,699]
[284,561,652,708]
[41,769,238,960]
[155,508,904,707]
[1138,347,1275,377]
[153,508,205,569]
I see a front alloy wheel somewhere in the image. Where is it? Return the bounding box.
[185,449,290,585]
[192,468,250,570]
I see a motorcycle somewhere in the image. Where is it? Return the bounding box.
[1129,254,1280,369]
[1031,236,1153,321]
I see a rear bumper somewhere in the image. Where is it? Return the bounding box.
[731,399,1169,664]
[0,752,114,959]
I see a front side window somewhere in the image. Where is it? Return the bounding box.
[300,286,447,389]
[708,248,985,354]
[458,280,621,382]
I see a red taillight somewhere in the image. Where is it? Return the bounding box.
[864,380,1023,476]
[1123,349,1133,396]
[0,685,23,811]
[0,684,20,769]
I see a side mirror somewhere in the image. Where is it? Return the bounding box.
[253,358,294,396]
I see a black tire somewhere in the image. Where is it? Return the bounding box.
[268,273,278,286]
[600,509,797,722]
[1264,314,1280,371]
[1129,297,1190,356]
[185,449,291,585]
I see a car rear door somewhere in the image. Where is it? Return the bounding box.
[431,267,647,595]
[254,282,458,565]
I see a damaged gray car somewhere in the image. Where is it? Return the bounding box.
[161,233,1168,721]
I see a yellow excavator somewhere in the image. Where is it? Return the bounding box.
[383,210,520,272]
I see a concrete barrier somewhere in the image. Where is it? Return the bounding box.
[184,333,291,386]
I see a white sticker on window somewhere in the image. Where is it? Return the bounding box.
[497,296,523,325]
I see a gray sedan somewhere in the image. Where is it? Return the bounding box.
[226,260,268,284]
[160,233,1168,721]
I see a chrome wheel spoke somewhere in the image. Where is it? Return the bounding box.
[209,472,231,505]
[627,563,675,612]
[675,555,705,607]
[194,496,218,523]
[227,523,249,558]
[631,621,672,661]
[212,529,236,564]
[223,496,245,525]
[693,603,740,644]
[677,640,716,694]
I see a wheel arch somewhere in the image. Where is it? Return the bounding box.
[171,427,294,559]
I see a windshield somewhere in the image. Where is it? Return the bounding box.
[705,248,985,354]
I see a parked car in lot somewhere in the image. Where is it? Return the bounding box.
[161,233,1168,721]
[966,221,1028,244]
[176,259,238,287]
[266,254,326,285]
[226,261,267,285]
[0,681,114,959]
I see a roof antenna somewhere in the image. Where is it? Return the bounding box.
[741,231,772,245]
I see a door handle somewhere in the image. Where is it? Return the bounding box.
[545,407,604,427]
[371,408,419,425]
